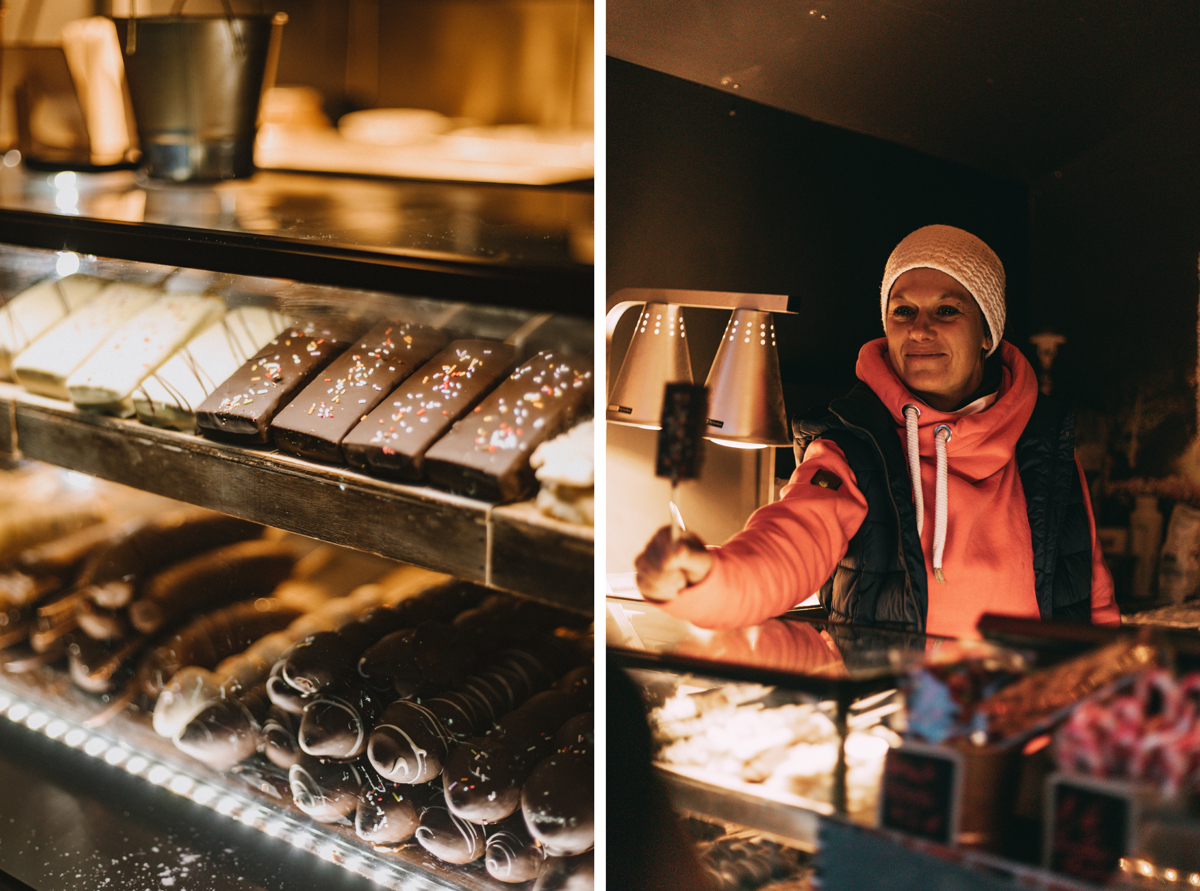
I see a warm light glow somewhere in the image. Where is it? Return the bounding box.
[709,438,770,449]
[84,737,108,757]
[25,711,48,731]
[105,748,130,766]
[3,150,21,167]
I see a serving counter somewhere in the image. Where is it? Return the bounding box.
[607,590,1200,890]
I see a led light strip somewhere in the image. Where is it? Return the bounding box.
[0,690,461,891]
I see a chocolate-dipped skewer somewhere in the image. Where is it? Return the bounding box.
[415,793,486,865]
[486,814,547,884]
[355,772,437,847]
[367,639,575,785]
[288,753,367,824]
[442,665,591,825]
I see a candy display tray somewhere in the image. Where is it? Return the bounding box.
[0,381,592,612]
[0,661,513,891]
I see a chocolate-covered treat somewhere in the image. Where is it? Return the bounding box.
[343,340,520,481]
[355,774,435,847]
[443,735,525,824]
[441,665,591,824]
[423,351,593,502]
[135,598,303,700]
[416,800,486,864]
[76,510,264,610]
[196,322,355,444]
[532,852,594,891]
[262,703,303,769]
[521,749,593,856]
[266,658,310,715]
[486,814,547,884]
[128,539,300,635]
[280,580,483,697]
[271,321,447,464]
[369,699,455,784]
[368,639,579,785]
[357,620,476,696]
[174,684,270,769]
[288,754,367,823]
[555,712,593,755]
[298,679,384,760]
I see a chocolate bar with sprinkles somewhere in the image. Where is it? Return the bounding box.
[270,321,448,463]
[422,350,593,503]
[341,339,520,482]
[195,322,355,444]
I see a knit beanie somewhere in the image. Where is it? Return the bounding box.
[880,224,1006,357]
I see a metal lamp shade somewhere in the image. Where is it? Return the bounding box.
[703,308,790,446]
[606,303,693,427]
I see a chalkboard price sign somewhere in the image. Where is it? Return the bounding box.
[1044,773,1141,885]
[878,742,963,845]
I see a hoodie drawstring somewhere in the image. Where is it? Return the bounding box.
[902,404,952,584]
[932,425,952,583]
[902,405,923,535]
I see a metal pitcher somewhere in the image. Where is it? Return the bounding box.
[113,4,286,182]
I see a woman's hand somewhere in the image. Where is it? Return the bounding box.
[634,525,714,602]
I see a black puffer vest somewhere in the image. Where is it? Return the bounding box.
[793,383,1093,634]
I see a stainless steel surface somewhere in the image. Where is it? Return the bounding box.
[605,302,692,427]
[115,13,286,182]
[703,308,789,446]
[0,384,591,611]
[660,766,825,851]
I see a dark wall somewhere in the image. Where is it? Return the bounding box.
[1028,88,1200,475]
[607,57,1031,422]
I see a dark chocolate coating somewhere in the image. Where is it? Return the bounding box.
[261,704,303,769]
[281,630,356,696]
[368,699,454,784]
[288,754,366,823]
[265,658,309,714]
[343,339,520,480]
[423,350,593,502]
[298,680,383,760]
[443,735,523,824]
[272,321,448,463]
[416,803,486,864]
[196,324,353,444]
[554,712,593,755]
[355,775,435,846]
[357,620,468,693]
[174,685,269,769]
[486,815,546,884]
[283,597,457,696]
[521,750,593,856]
[532,852,594,891]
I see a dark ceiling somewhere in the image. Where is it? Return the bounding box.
[606,0,1200,183]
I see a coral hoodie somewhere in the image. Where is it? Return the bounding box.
[661,339,1120,638]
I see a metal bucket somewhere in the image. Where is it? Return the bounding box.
[113,11,286,182]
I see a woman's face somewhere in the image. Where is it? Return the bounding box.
[885,267,992,411]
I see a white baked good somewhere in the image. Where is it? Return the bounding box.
[0,274,109,379]
[531,419,594,525]
[133,305,291,431]
[67,293,226,416]
[14,282,160,400]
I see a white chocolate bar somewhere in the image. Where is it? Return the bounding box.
[0,274,109,379]
[67,293,227,416]
[133,305,292,431]
[13,282,160,400]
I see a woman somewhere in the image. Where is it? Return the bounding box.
[635,224,1120,639]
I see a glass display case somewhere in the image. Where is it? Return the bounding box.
[0,163,595,891]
